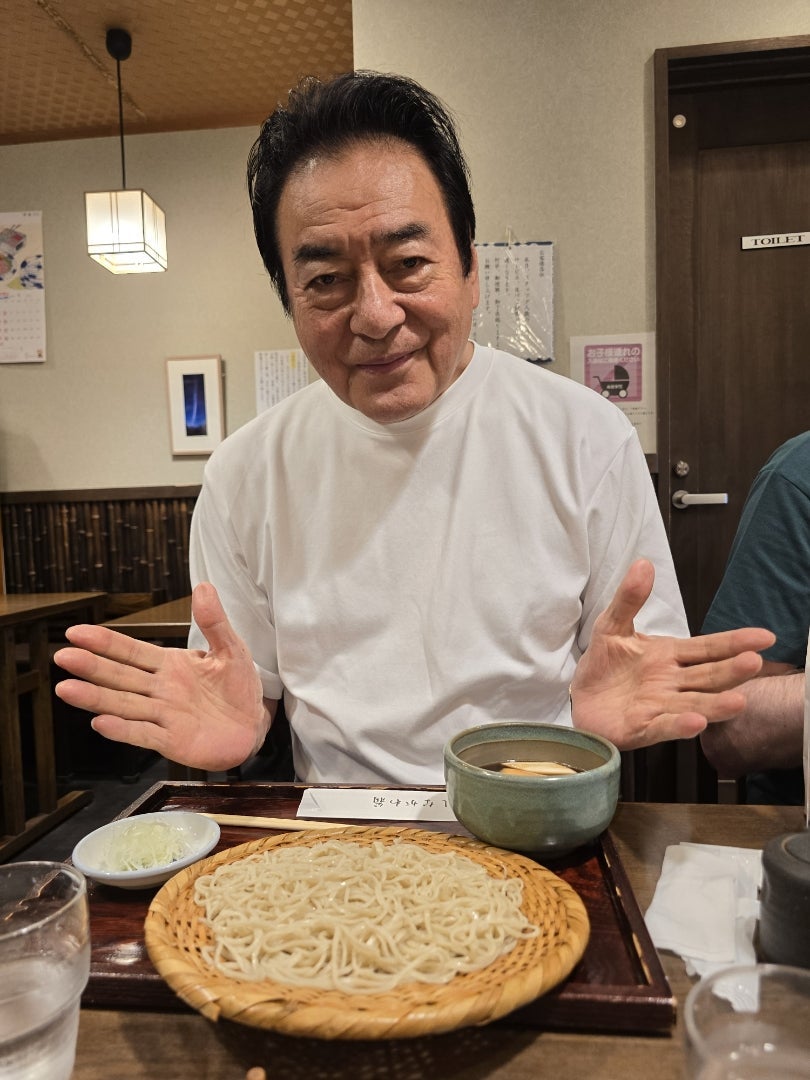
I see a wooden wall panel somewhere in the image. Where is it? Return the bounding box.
[0,487,200,602]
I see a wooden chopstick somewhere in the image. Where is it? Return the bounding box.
[500,760,579,776]
[200,812,363,832]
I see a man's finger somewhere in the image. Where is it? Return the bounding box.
[53,647,155,695]
[592,558,656,637]
[91,715,172,756]
[678,651,764,692]
[674,627,776,665]
[623,711,709,748]
[192,582,248,657]
[55,678,163,723]
[56,625,163,672]
[633,690,749,745]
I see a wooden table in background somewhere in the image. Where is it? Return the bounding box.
[0,591,106,860]
[104,595,192,641]
[72,799,803,1079]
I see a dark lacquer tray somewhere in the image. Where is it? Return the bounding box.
[80,781,675,1035]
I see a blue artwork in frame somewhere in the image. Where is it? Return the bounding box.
[167,355,224,455]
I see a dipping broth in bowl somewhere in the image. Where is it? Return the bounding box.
[444,723,620,857]
[459,737,606,776]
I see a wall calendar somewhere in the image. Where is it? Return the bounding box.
[0,211,46,364]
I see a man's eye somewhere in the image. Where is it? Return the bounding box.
[401,256,422,269]
[310,273,338,288]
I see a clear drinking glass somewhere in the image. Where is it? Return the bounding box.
[0,862,90,1080]
[683,963,810,1079]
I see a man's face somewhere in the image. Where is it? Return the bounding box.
[276,139,479,424]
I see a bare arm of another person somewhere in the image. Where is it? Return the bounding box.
[698,662,804,777]
[53,582,276,771]
[570,558,776,749]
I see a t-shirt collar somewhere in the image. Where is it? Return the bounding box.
[331,341,492,435]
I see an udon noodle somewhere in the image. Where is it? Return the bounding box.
[193,838,539,993]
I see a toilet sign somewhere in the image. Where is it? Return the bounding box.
[741,231,809,250]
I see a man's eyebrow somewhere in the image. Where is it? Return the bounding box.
[292,242,338,266]
[378,222,430,245]
[292,223,431,266]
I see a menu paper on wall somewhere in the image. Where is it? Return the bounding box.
[297,788,458,822]
[472,241,554,364]
[0,211,46,363]
[569,332,657,454]
[255,349,309,412]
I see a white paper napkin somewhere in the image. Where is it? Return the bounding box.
[297,788,457,822]
[644,842,762,978]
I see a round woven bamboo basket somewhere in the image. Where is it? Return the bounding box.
[145,825,589,1040]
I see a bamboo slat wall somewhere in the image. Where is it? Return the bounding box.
[0,486,200,600]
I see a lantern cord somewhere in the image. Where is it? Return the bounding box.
[116,57,127,190]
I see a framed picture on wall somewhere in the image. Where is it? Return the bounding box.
[166,355,225,455]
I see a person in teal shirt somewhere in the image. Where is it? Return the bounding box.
[701,432,809,804]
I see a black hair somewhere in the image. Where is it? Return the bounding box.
[247,70,476,313]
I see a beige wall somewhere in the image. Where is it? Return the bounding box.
[0,127,297,491]
[354,0,810,373]
[2,0,809,491]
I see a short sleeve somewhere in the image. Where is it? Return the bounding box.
[702,472,810,667]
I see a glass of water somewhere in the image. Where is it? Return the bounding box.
[0,862,90,1080]
[683,963,810,1079]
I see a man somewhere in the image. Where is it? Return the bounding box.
[54,72,772,783]
[700,432,809,804]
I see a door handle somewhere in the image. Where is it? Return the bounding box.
[672,489,729,510]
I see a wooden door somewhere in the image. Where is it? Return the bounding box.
[648,38,810,801]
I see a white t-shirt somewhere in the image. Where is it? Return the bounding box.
[189,343,687,784]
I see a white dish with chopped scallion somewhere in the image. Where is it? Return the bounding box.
[72,812,220,890]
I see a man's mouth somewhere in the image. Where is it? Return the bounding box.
[356,351,414,374]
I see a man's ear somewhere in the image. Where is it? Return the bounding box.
[468,243,480,309]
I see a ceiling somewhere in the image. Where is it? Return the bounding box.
[2,0,354,146]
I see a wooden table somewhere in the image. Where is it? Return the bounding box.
[0,591,106,860]
[72,799,803,1079]
[104,595,192,641]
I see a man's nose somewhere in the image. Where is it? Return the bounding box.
[349,273,406,338]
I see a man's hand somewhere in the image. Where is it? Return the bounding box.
[53,582,271,771]
[570,559,776,750]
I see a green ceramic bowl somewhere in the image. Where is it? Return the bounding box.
[444,722,620,858]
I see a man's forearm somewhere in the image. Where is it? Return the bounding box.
[700,670,804,777]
